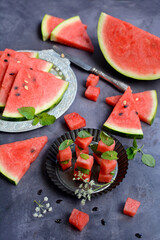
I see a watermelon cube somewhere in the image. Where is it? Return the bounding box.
[100,159,117,174]
[74,163,91,182]
[86,74,99,87]
[59,146,72,162]
[69,208,89,231]
[57,153,72,171]
[64,112,86,130]
[97,140,115,153]
[85,86,100,102]
[123,198,141,217]
[76,154,94,171]
[75,145,89,157]
[98,170,113,183]
[75,136,93,149]
[93,153,103,165]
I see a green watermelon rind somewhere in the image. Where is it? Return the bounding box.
[97,12,160,80]
[41,14,52,41]
[30,52,39,58]
[147,90,158,125]
[0,162,19,185]
[2,81,69,121]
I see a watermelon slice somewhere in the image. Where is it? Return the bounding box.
[106,90,158,125]
[0,50,3,57]
[69,208,89,231]
[2,68,69,120]
[98,13,160,80]
[103,87,143,138]
[0,136,48,184]
[123,197,141,217]
[50,16,94,53]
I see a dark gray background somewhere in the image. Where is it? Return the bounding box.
[0,0,160,239]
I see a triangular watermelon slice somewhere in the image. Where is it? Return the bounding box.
[98,13,160,80]
[50,16,94,52]
[106,90,158,125]
[0,136,48,184]
[2,68,69,120]
[103,87,143,138]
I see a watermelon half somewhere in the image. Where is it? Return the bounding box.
[97,12,160,80]
[106,90,158,125]
[50,16,94,53]
[0,136,48,184]
[2,68,69,120]
[103,87,143,138]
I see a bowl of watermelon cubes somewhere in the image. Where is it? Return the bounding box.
[45,128,128,197]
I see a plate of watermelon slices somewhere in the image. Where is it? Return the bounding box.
[0,49,77,132]
[45,128,128,197]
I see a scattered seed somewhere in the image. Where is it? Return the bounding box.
[24,80,28,83]
[17,60,21,63]
[15,93,20,96]
[119,112,123,116]
[101,219,106,226]
[135,98,139,101]
[30,148,35,153]
[56,199,63,204]
[4,59,8,62]
[7,53,11,56]
[136,111,138,115]
[61,53,65,58]
[55,219,61,224]
[30,68,33,70]
[27,74,31,79]
[14,86,18,90]
[135,233,142,238]
[9,73,15,76]
[37,189,43,195]
[92,207,98,211]
[123,100,127,105]
[32,77,36,82]
[124,105,128,108]
[24,85,28,90]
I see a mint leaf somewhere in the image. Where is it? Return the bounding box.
[39,112,56,126]
[101,151,118,160]
[77,166,90,175]
[110,169,116,175]
[59,139,73,151]
[78,130,92,138]
[80,153,89,160]
[141,154,155,167]
[133,137,138,149]
[100,131,114,146]
[18,107,35,120]
[32,117,39,126]
[61,160,69,165]
[90,143,101,155]
[126,147,137,160]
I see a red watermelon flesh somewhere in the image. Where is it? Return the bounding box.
[86,74,99,87]
[76,154,94,171]
[97,139,115,153]
[75,145,89,157]
[0,136,48,184]
[57,153,72,171]
[74,162,91,182]
[0,51,3,57]
[93,153,103,165]
[59,146,72,162]
[50,16,94,53]
[64,112,86,130]
[100,159,117,174]
[69,208,89,231]
[85,86,100,102]
[98,171,113,183]
[105,90,158,125]
[123,197,141,217]
[75,136,93,149]
[103,87,143,138]
[0,60,7,87]
[2,68,69,120]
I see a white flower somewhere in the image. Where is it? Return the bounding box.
[46,203,50,208]
[33,213,38,217]
[88,189,93,195]
[43,210,47,214]
[75,189,79,195]
[48,207,52,212]
[44,197,48,202]
[87,195,91,201]
[38,214,43,218]
[73,177,76,181]
[35,207,40,212]
[84,183,88,189]
[89,180,95,186]
[79,183,83,188]
[81,199,86,206]
[77,193,82,199]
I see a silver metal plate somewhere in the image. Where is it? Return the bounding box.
[0,49,77,132]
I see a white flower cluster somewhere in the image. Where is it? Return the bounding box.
[33,196,52,218]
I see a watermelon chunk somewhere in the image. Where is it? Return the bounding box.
[69,208,89,231]
[64,112,86,130]
[123,198,141,217]
[74,163,91,182]
[57,153,72,171]
[106,90,158,125]
[100,159,117,174]
[75,136,93,149]
[85,86,100,102]
[86,74,99,87]
[93,153,103,165]
[98,13,160,80]
[103,87,143,138]
[76,154,94,171]
[97,140,115,153]
[50,16,94,53]
[2,68,69,120]
[58,146,72,162]
[98,171,113,183]
[0,136,48,184]
[75,145,89,157]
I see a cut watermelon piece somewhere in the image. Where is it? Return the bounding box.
[69,208,89,231]
[50,16,94,53]
[2,68,69,120]
[85,86,100,102]
[75,145,89,157]
[106,90,158,125]
[100,159,117,174]
[57,153,72,171]
[103,87,143,138]
[74,163,91,182]
[98,13,160,80]
[76,154,94,171]
[64,112,86,130]
[86,74,99,87]
[93,153,103,165]
[75,136,93,149]
[0,136,48,184]
[98,171,113,183]
[123,198,141,217]
[58,146,72,162]
[97,139,115,153]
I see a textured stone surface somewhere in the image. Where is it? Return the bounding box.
[0,0,160,239]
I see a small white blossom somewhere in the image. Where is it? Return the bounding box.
[87,194,91,201]
[38,214,43,218]
[48,207,52,212]
[84,183,88,189]
[89,180,95,186]
[44,197,48,202]
[79,183,83,188]
[46,203,50,208]
[81,199,86,206]
[75,189,79,195]
[77,193,82,199]
[43,210,47,214]
[33,213,38,217]
[88,189,93,195]
[73,177,76,181]
[35,207,40,212]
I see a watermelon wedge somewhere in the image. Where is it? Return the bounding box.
[50,16,94,53]
[98,12,160,80]
[0,136,48,184]
[106,90,158,125]
[2,68,69,120]
[103,87,143,138]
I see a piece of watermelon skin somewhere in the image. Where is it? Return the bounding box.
[0,136,48,185]
[123,197,141,217]
[69,208,89,231]
[106,90,158,125]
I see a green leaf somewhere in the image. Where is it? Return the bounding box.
[101,151,118,160]
[39,112,56,126]
[59,139,74,151]
[32,117,39,126]
[141,154,156,167]
[18,107,35,120]
[126,147,137,160]
[90,143,101,155]
[100,131,114,146]
[61,160,69,165]
[80,153,89,160]
[110,169,116,175]
[77,166,90,175]
[78,130,92,138]
[133,137,138,149]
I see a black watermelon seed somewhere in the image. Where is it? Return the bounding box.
[30,68,33,70]
[119,112,123,116]
[4,59,8,62]
[15,93,20,96]
[14,86,18,90]
[101,219,106,226]
[56,199,63,204]
[135,233,142,238]
[55,219,61,224]
[37,189,43,195]
[7,53,11,56]
[30,148,35,153]
[136,111,138,115]
[9,73,15,76]
[32,77,36,82]
[124,105,128,108]
[92,207,98,211]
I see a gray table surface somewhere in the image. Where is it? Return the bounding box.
[0,0,160,239]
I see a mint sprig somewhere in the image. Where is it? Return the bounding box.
[59,139,73,151]
[18,107,56,126]
[100,131,114,146]
[78,130,92,138]
[126,137,156,167]
[80,153,89,160]
[101,150,118,160]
